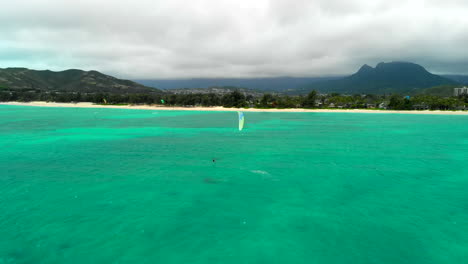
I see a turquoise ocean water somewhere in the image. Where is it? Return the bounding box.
[1,105,468,263]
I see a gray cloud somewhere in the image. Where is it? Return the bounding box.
[0,0,467,78]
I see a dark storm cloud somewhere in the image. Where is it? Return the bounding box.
[0,0,467,78]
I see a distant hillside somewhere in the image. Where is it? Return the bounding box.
[296,62,457,95]
[413,84,462,97]
[167,86,264,97]
[443,75,468,85]
[0,68,161,94]
[136,77,342,92]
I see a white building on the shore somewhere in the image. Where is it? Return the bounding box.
[454,87,468,96]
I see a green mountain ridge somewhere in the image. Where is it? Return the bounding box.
[296,62,457,95]
[0,64,463,97]
[0,68,161,94]
[442,74,468,85]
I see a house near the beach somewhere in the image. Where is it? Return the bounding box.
[413,103,429,110]
[378,102,388,109]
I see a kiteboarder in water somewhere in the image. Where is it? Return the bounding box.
[238,111,245,131]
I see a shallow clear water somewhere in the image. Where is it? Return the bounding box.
[1,105,468,263]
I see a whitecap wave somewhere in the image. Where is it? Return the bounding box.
[250,170,269,175]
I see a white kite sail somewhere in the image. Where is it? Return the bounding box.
[238,111,245,131]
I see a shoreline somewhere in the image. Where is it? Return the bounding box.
[1,101,468,115]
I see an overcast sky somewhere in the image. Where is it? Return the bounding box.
[1,0,467,79]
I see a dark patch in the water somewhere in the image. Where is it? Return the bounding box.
[7,249,24,260]
[204,178,220,184]
[58,241,72,250]
[294,224,309,232]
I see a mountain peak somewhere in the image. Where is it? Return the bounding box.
[357,64,374,74]
[304,61,456,94]
[375,61,426,71]
[375,62,386,68]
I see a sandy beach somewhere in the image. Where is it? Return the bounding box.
[1,101,468,115]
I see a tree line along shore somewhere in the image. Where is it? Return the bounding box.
[1,89,468,111]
